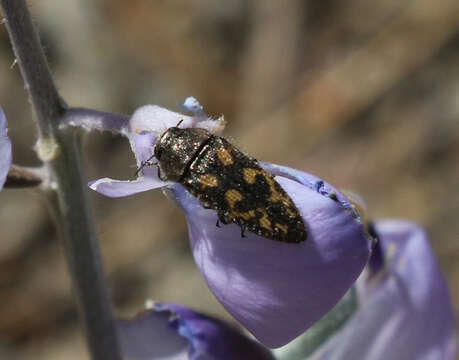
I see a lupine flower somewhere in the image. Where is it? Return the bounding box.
[118,301,274,360]
[302,219,456,360]
[0,107,12,190]
[84,98,371,347]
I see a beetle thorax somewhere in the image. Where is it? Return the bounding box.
[154,127,211,182]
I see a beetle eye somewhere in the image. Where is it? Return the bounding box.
[155,147,163,159]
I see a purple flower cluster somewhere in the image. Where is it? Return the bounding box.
[87,98,371,347]
[2,101,456,359]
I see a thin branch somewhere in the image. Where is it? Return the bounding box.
[0,1,122,359]
[4,164,44,188]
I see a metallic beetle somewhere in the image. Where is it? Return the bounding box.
[150,126,307,243]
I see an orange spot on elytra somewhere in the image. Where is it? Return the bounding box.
[199,174,218,189]
[217,147,234,165]
[243,168,292,206]
[225,189,256,221]
[243,168,258,184]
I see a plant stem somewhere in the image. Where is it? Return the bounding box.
[48,130,123,360]
[0,1,122,359]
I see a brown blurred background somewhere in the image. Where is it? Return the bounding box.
[1,0,458,358]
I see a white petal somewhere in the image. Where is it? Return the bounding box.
[89,177,168,198]
[129,105,194,135]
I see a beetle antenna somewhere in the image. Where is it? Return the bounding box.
[176,119,184,128]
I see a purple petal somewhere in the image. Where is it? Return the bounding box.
[181,97,204,116]
[118,303,274,360]
[128,133,160,179]
[313,219,456,360]
[261,162,358,217]
[117,306,189,359]
[89,177,166,198]
[130,133,156,163]
[170,165,371,348]
[88,133,170,197]
[0,107,12,189]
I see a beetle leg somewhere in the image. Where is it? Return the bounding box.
[135,153,158,177]
[240,223,247,238]
[201,201,212,209]
[218,212,231,225]
[156,165,163,180]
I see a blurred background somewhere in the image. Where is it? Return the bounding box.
[0,0,458,358]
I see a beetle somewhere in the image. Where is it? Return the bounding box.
[139,124,307,243]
